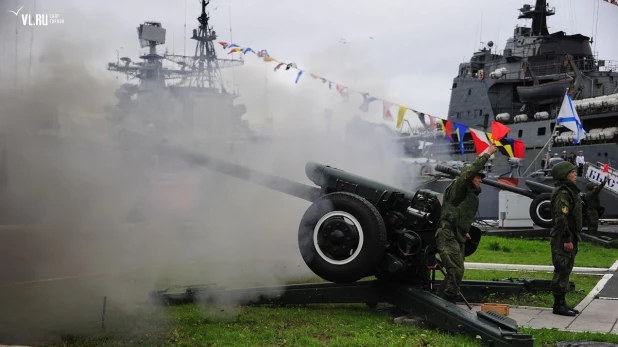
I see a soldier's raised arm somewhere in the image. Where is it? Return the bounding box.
[458,144,498,182]
[553,191,573,243]
[591,174,609,198]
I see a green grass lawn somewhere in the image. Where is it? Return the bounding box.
[47,300,618,347]
[467,235,618,268]
[38,269,609,347]
[5,235,618,347]
[459,270,600,309]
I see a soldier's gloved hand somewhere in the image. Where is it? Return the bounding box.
[465,233,471,239]
[564,242,574,252]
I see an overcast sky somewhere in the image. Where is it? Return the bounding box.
[2,0,617,129]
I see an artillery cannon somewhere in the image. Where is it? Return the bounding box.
[160,141,483,283]
[301,162,481,283]
[434,164,595,229]
[150,140,537,346]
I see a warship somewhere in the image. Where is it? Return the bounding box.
[105,0,251,149]
[404,0,618,172]
[365,0,618,226]
[104,0,263,222]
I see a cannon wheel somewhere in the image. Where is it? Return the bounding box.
[420,165,432,177]
[529,193,553,228]
[298,192,387,283]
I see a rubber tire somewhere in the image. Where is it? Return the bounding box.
[298,192,387,283]
[529,193,553,228]
[420,165,432,177]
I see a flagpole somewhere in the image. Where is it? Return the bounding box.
[521,136,553,177]
[522,88,573,176]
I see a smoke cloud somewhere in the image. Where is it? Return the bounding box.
[0,1,410,345]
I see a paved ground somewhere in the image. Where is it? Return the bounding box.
[454,261,618,334]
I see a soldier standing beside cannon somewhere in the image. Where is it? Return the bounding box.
[585,172,610,236]
[436,144,498,303]
[550,161,582,316]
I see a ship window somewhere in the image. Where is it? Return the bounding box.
[537,127,546,136]
[483,114,489,128]
[453,83,458,88]
[518,129,523,138]
[468,89,471,96]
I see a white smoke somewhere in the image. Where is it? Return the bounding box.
[0,1,413,345]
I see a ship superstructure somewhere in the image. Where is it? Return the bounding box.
[106,0,249,143]
[411,0,618,172]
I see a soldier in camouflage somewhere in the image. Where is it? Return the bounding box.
[585,173,609,236]
[550,161,582,316]
[436,144,498,303]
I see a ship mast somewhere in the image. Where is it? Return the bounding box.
[192,0,218,89]
[164,0,243,91]
[518,0,555,36]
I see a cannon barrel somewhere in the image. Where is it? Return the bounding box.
[305,161,418,202]
[157,142,323,202]
[524,179,555,194]
[434,164,537,199]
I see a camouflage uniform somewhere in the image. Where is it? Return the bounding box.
[436,153,489,302]
[550,161,582,316]
[585,179,607,236]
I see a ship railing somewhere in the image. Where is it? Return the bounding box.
[523,56,613,77]
[594,161,618,175]
[496,101,618,127]
[598,60,618,72]
[423,141,476,155]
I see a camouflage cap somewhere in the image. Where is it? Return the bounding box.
[551,161,576,180]
[586,182,598,191]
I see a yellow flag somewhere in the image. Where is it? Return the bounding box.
[396,106,407,129]
[263,57,275,62]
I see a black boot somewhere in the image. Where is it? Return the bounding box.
[553,294,576,317]
[564,296,580,314]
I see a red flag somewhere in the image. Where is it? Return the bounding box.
[445,121,453,142]
[382,101,393,121]
[513,140,525,159]
[428,114,436,130]
[469,128,490,156]
[491,121,511,142]
[603,164,609,173]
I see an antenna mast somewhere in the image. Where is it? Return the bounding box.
[191,0,223,89]
[183,0,186,56]
[28,0,36,79]
[14,18,18,88]
[229,4,236,94]
[158,0,243,90]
